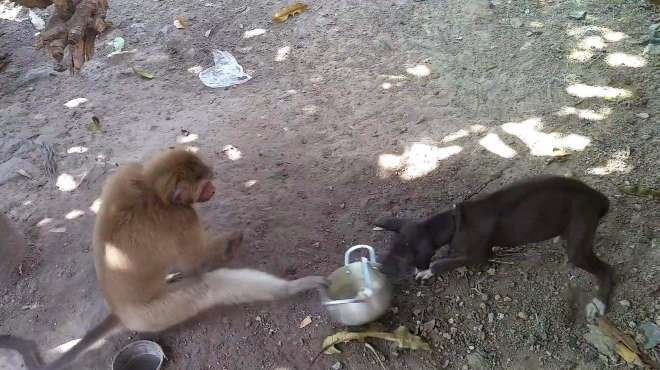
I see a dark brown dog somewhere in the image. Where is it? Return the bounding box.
[375,175,614,321]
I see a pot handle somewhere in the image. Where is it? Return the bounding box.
[344,244,377,266]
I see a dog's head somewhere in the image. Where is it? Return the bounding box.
[376,211,455,277]
[376,218,435,276]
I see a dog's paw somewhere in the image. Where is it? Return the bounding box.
[585,297,606,323]
[414,268,435,281]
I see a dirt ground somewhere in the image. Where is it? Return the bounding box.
[1,0,659,369]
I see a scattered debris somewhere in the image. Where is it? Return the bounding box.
[639,322,660,350]
[111,36,125,54]
[584,318,659,368]
[131,66,155,80]
[199,50,252,88]
[299,315,312,328]
[321,325,430,354]
[618,184,660,200]
[569,11,587,20]
[28,10,45,31]
[174,16,188,29]
[272,2,308,23]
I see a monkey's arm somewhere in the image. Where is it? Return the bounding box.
[176,231,243,275]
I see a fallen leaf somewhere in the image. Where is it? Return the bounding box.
[112,36,125,52]
[614,343,643,366]
[131,66,155,80]
[86,116,101,133]
[272,2,308,23]
[174,16,187,29]
[299,315,312,328]
[322,326,430,354]
[640,322,660,350]
[618,185,660,200]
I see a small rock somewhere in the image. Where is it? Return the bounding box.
[331,361,342,370]
[255,316,262,322]
[448,318,455,324]
[487,268,496,276]
[423,319,436,332]
[442,332,452,339]
[481,294,488,301]
[497,313,505,320]
[510,18,524,28]
[299,315,312,328]
[619,300,631,309]
[569,11,587,20]
[494,294,501,301]
[628,321,636,328]
[391,306,399,314]
[503,296,512,302]
[517,312,528,320]
[488,313,495,324]
[636,112,649,119]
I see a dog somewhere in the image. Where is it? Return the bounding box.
[375,175,614,322]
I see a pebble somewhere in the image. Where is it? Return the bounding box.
[517,312,528,320]
[494,294,501,301]
[619,300,631,309]
[331,361,342,370]
[480,294,489,301]
[503,296,512,302]
[636,112,649,119]
[442,332,452,339]
[423,319,436,332]
[391,306,399,314]
[628,321,636,328]
[498,313,505,320]
[255,316,262,322]
[487,268,496,276]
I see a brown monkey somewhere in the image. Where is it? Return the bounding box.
[0,148,326,370]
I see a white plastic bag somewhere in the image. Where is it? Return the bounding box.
[199,50,252,88]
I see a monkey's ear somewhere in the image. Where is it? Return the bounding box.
[374,218,407,233]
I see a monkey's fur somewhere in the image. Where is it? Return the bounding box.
[0,149,326,370]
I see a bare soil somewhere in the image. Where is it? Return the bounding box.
[1,0,659,369]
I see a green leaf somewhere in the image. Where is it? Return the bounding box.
[132,66,155,80]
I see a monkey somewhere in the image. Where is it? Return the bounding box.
[0,148,326,370]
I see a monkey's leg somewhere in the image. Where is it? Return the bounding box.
[119,269,326,332]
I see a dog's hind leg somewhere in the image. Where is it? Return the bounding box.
[564,210,615,323]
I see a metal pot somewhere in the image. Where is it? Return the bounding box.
[321,245,392,326]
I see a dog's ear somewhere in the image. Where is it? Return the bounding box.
[374,218,407,232]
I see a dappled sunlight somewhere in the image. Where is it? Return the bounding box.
[184,146,200,153]
[406,64,431,77]
[67,146,88,154]
[243,28,266,39]
[90,198,102,214]
[275,46,291,62]
[37,218,54,227]
[0,1,23,21]
[605,52,647,68]
[568,49,593,62]
[557,106,612,121]
[65,210,85,220]
[566,84,632,100]
[479,133,517,159]
[176,133,198,144]
[56,174,79,192]
[587,149,632,176]
[501,118,590,156]
[63,98,88,108]
[46,336,105,355]
[577,35,605,50]
[567,26,627,42]
[244,180,257,188]
[441,125,486,143]
[378,143,462,181]
[222,145,242,161]
[105,243,132,270]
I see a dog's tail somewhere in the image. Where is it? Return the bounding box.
[598,192,610,219]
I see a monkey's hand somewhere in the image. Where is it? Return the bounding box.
[203,231,244,270]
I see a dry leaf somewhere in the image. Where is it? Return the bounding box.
[322,326,430,354]
[614,343,643,365]
[132,66,155,80]
[86,116,101,133]
[174,16,187,29]
[299,315,312,328]
[272,2,308,23]
[619,185,660,200]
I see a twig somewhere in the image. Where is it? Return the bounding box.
[365,342,387,370]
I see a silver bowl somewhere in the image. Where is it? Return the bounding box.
[112,340,164,370]
[321,245,392,326]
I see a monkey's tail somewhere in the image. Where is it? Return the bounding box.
[41,314,120,370]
